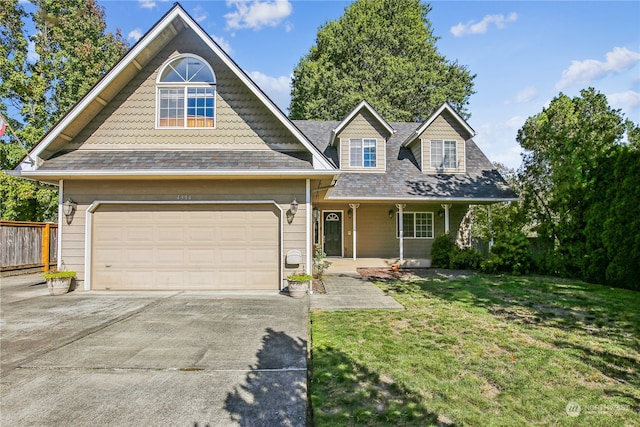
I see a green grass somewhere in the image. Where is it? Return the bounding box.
[309,273,640,426]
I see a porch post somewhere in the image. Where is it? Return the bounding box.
[349,203,359,261]
[396,204,406,262]
[441,204,452,234]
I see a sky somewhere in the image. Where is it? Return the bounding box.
[28,1,640,168]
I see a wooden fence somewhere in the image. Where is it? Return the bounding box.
[0,221,58,275]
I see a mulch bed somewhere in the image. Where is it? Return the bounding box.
[357,267,474,281]
[311,278,326,294]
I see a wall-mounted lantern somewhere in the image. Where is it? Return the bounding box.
[388,208,395,219]
[63,198,77,224]
[287,197,299,224]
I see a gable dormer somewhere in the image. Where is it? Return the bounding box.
[329,100,393,172]
[402,102,475,174]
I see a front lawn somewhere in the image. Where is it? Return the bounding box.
[309,273,639,426]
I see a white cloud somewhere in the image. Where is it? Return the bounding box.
[138,0,156,9]
[128,28,144,43]
[192,6,208,23]
[556,47,640,90]
[212,34,233,54]
[474,115,526,169]
[608,90,640,113]
[450,12,518,37]
[225,0,293,31]
[505,86,538,105]
[249,71,291,112]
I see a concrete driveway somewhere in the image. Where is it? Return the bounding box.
[1,275,308,426]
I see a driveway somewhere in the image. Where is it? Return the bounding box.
[1,275,308,426]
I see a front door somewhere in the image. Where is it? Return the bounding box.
[323,211,342,256]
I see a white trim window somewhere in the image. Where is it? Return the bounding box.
[396,212,434,238]
[157,54,216,128]
[349,138,377,168]
[431,139,457,169]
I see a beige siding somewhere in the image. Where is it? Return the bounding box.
[336,111,387,171]
[61,179,308,287]
[66,27,304,152]
[420,111,468,173]
[314,203,468,259]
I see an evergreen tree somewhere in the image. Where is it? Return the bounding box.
[0,0,127,221]
[289,0,475,121]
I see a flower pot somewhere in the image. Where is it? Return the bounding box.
[47,277,72,296]
[287,280,308,299]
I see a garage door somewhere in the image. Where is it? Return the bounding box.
[91,204,280,290]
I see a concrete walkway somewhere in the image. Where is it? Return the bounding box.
[310,273,404,311]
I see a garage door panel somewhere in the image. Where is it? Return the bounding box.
[128,226,154,242]
[92,204,280,290]
[126,248,154,264]
[187,248,215,264]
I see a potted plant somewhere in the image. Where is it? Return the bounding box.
[286,273,312,298]
[42,270,76,296]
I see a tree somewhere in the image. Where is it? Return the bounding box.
[0,0,127,221]
[516,87,638,287]
[289,0,475,121]
[470,162,525,243]
[583,132,640,290]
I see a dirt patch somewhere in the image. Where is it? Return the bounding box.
[357,267,474,281]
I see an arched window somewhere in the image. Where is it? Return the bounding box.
[157,54,216,128]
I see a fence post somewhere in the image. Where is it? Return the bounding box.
[42,223,51,272]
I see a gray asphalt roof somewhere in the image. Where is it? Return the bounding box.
[39,150,313,171]
[37,121,516,201]
[292,120,517,201]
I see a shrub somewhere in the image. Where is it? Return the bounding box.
[313,247,332,279]
[450,247,484,270]
[431,233,456,268]
[482,232,532,275]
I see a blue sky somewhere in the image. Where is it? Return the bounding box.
[44,1,640,168]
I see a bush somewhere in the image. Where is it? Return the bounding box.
[431,233,456,268]
[482,232,532,275]
[450,247,484,270]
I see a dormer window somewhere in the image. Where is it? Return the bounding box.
[349,138,377,168]
[430,140,457,169]
[157,54,216,128]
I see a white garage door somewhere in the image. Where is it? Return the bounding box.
[91,204,280,290]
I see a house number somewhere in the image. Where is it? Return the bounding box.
[177,195,192,200]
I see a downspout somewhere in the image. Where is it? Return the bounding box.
[306,180,312,280]
[349,203,359,261]
[57,180,63,270]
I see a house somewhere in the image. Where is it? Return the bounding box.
[11,4,516,292]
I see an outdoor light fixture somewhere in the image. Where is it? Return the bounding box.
[63,198,77,224]
[313,207,319,221]
[388,208,394,219]
[287,197,299,224]
[348,208,353,219]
